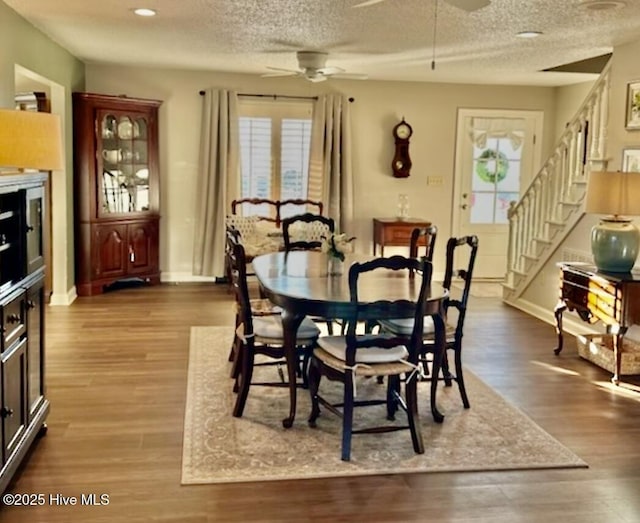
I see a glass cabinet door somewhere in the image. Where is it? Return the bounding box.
[99,111,151,215]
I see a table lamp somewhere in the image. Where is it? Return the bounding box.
[0,108,63,172]
[585,170,640,272]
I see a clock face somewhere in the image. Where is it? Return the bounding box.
[396,123,411,139]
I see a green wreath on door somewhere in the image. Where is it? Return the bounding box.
[476,148,509,184]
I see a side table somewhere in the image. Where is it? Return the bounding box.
[554,262,640,385]
[372,217,431,256]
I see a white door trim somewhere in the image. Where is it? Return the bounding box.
[451,108,544,239]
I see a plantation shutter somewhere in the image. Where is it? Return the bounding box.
[238,99,314,219]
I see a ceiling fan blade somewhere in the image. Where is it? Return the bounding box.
[264,66,299,73]
[444,0,490,12]
[261,67,300,78]
[352,0,387,7]
[328,73,369,80]
[317,66,345,75]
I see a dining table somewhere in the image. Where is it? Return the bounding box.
[252,250,448,428]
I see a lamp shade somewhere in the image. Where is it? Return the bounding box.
[0,109,63,171]
[585,170,640,272]
[585,170,640,217]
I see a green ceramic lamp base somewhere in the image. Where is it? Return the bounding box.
[591,217,640,273]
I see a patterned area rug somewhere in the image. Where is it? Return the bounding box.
[182,326,586,484]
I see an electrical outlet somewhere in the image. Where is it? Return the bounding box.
[427,176,444,186]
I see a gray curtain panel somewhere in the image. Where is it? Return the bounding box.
[192,88,239,277]
[309,94,354,237]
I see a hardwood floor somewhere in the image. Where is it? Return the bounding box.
[2,283,640,522]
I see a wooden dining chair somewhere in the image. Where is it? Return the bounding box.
[226,227,280,366]
[226,231,321,417]
[410,225,438,264]
[379,235,479,408]
[283,212,337,335]
[307,255,433,461]
[282,213,335,252]
[370,224,437,348]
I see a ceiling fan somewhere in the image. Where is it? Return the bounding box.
[262,51,368,82]
[352,0,490,11]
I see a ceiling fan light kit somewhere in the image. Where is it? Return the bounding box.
[579,0,627,10]
[516,31,543,38]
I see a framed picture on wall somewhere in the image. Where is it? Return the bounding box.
[622,147,640,172]
[625,81,640,129]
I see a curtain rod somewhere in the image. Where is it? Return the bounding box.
[198,91,316,100]
[198,91,355,102]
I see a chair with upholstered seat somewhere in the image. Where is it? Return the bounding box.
[282,213,335,252]
[226,231,321,417]
[379,235,479,408]
[307,255,433,461]
[226,227,280,368]
[369,224,438,361]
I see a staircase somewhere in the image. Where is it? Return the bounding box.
[503,63,611,303]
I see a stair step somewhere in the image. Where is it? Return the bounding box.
[523,253,539,261]
[561,200,581,208]
[546,220,564,227]
[534,236,552,244]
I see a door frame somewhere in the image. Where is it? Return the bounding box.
[451,108,544,242]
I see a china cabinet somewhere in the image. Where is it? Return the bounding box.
[0,173,48,494]
[72,93,162,296]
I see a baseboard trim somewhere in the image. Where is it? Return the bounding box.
[49,286,78,306]
[161,272,218,283]
[504,297,600,339]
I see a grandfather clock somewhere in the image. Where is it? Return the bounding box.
[392,118,413,178]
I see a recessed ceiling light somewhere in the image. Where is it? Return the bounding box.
[516,31,543,38]
[580,0,626,10]
[133,8,157,17]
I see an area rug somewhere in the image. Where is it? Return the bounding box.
[182,326,586,484]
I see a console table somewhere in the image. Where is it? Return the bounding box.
[554,262,640,385]
[372,218,431,256]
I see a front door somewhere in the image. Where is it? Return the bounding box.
[452,109,543,279]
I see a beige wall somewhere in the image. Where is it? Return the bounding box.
[86,64,560,280]
[1,0,85,304]
[1,0,607,300]
[604,39,640,170]
[519,45,640,336]
[553,80,597,141]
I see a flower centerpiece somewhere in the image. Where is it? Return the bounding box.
[321,232,356,275]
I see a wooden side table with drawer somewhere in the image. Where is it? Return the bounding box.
[554,262,640,385]
[372,218,431,256]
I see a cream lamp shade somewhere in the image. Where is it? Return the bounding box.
[585,170,640,272]
[0,109,63,171]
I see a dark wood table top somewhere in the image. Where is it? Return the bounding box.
[373,217,431,225]
[558,262,640,284]
[253,251,448,428]
[253,251,447,320]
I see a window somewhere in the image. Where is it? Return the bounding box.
[238,99,313,219]
[471,135,523,225]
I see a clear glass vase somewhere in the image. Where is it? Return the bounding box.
[397,193,410,220]
[327,256,344,276]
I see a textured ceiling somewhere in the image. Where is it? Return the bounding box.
[6,0,640,86]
